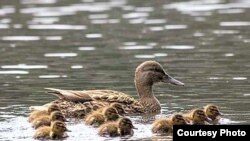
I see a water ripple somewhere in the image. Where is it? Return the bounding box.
[0,70,29,74]
[28,24,86,30]
[1,64,47,69]
[220,21,250,26]
[162,45,194,50]
[78,47,96,51]
[119,45,153,50]
[2,36,40,41]
[85,34,102,38]
[44,53,77,57]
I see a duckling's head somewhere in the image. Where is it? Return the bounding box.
[51,121,69,134]
[117,117,135,130]
[110,103,126,115]
[192,109,210,124]
[171,114,188,125]
[103,107,120,121]
[50,111,67,122]
[204,104,222,120]
[135,61,184,86]
[85,112,105,126]
[47,104,60,114]
[151,119,172,134]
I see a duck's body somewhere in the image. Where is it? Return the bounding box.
[183,109,210,125]
[204,104,222,125]
[29,104,60,122]
[33,121,70,140]
[42,61,184,118]
[98,117,135,137]
[32,111,66,129]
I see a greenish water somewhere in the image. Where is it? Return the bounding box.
[0,0,250,140]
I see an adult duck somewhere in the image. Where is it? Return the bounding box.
[43,61,184,117]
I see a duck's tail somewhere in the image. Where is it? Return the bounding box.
[44,88,93,103]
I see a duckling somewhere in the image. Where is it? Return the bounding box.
[102,107,120,122]
[32,111,66,129]
[29,104,60,122]
[204,104,222,124]
[84,112,105,127]
[96,103,126,116]
[183,109,210,125]
[110,103,126,115]
[117,117,135,136]
[98,117,135,137]
[151,118,172,134]
[33,120,70,140]
[170,114,188,125]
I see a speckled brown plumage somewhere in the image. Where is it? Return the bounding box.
[39,61,184,118]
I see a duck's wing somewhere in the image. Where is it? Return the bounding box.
[45,88,137,104]
[45,88,93,103]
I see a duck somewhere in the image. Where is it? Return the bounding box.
[96,102,126,116]
[182,109,210,125]
[33,120,70,140]
[84,106,120,127]
[29,104,60,122]
[169,114,188,125]
[151,119,172,134]
[151,114,187,134]
[98,117,135,137]
[32,111,67,129]
[41,61,184,118]
[203,104,222,124]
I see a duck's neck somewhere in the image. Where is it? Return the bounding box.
[135,81,161,112]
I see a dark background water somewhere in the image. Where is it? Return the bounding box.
[0,0,250,140]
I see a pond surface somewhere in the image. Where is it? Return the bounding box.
[0,0,250,140]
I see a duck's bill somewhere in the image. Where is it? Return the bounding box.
[66,128,71,132]
[163,75,185,86]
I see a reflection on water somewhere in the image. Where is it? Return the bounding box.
[0,0,250,140]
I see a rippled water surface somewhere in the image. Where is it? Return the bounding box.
[1,0,250,140]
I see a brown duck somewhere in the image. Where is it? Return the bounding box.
[183,108,211,125]
[203,104,222,124]
[33,120,70,140]
[42,61,184,118]
[32,111,67,129]
[98,117,135,137]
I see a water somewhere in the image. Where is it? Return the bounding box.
[0,0,250,140]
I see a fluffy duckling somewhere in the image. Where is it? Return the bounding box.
[170,114,188,125]
[96,103,126,116]
[98,117,135,137]
[84,112,105,127]
[183,109,210,125]
[102,107,120,122]
[84,107,120,127]
[151,119,172,134]
[33,120,70,140]
[204,104,222,124]
[29,104,60,122]
[32,111,66,129]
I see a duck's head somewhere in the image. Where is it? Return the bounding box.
[118,117,135,130]
[47,104,60,114]
[151,119,172,134]
[110,103,126,115]
[50,111,67,122]
[171,114,188,125]
[103,107,120,121]
[51,121,70,134]
[192,109,210,124]
[85,112,105,126]
[135,61,184,86]
[204,104,222,120]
